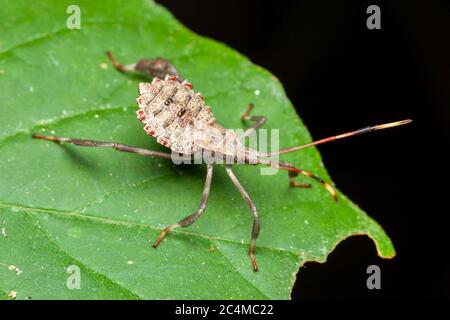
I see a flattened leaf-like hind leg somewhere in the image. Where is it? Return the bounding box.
[225,165,260,272]
[106,51,182,81]
[240,103,267,138]
[152,164,214,248]
[32,134,172,160]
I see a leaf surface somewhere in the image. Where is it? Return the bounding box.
[0,0,394,299]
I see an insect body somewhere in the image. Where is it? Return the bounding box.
[32,52,411,272]
[136,76,257,164]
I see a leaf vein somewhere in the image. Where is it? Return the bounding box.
[24,211,143,299]
[0,202,299,256]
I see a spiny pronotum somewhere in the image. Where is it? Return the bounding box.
[32,52,412,271]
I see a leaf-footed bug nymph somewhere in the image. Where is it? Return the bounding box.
[32,51,412,272]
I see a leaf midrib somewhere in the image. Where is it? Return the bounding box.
[2,202,298,299]
[0,202,299,257]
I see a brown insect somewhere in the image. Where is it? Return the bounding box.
[32,52,412,271]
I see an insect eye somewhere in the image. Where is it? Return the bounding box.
[164,97,173,106]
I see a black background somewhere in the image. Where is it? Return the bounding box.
[157,0,449,299]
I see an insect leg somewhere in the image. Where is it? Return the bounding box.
[240,103,267,138]
[152,164,213,248]
[225,165,260,272]
[106,51,182,81]
[259,158,338,201]
[32,134,172,159]
[278,160,312,188]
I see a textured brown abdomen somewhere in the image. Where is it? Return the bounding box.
[136,76,216,155]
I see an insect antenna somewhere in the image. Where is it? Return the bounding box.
[259,119,412,157]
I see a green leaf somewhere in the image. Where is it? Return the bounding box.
[0,0,394,299]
